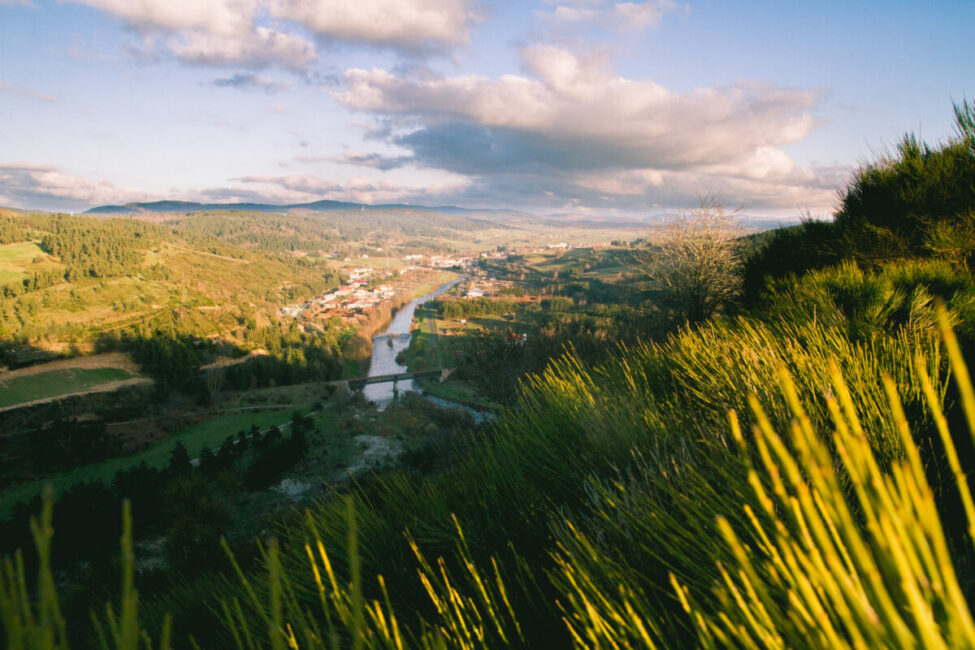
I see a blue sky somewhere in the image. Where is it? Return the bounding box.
[0,0,972,217]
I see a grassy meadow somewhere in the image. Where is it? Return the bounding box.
[0,241,60,285]
[518,246,630,280]
[0,241,46,266]
[0,367,136,409]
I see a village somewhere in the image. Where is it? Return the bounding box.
[276,240,598,325]
[278,254,476,323]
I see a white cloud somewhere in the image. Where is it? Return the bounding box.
[270,0,483,53]
[226,173,470,205]
[68,0,316,70]
[334,46,846,212]
[0,163,147,211]
[171,27,316,69]
[570,165,845,210]
[337,47,819,171]
[543,0,681,33]
[69,0,256,34]
[69,0,482,69]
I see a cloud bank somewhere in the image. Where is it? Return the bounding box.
[334,46,845,212]
[270,0,483,54]
[0,163,147,211]
[541,0,681,33]
[68,0,484,69]
[25,2,848,216]
[0,163,467,213]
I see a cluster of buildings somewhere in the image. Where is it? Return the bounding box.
[401,253,472,269]
[278,255,475,322]
[280,283,398,321]
[429,255,472,269]
[461,272,513,299]
[279,264,399,321]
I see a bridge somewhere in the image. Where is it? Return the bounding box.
[332,368,455,394]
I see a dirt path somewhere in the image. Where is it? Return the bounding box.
[88,307,168,334]
[0,352,139,380]
[0,377,153,413]
[200,349,269,371]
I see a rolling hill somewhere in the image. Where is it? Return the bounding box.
[84,199,516,216]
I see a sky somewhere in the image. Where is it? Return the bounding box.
[0,0,972,218]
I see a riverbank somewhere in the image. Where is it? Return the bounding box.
[398,295,503,412]
[341,270,458,378]
[416,377,501,413]
[362,275,464,404]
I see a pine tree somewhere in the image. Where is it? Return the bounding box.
[166,441,192,477]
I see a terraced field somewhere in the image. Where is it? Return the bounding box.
[0,353,146,410]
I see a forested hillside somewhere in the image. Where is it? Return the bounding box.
[0,213,344,349]
[164,208,488,256]
[4,104,975,648]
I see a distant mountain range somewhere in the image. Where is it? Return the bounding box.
[84,199,503,216]
[81,199,798,233]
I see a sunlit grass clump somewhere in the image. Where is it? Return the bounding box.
[681,322,975,648]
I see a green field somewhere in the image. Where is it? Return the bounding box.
[0,241,47,282]
[0,407,310,517]
[402,304,509,410]
[0,241,44,264]
[0,367,135,408]
[521,247,629,280]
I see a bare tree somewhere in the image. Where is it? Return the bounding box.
[637,197,744,323]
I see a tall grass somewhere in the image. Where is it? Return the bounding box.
[217,314,951,647]
[761,258,975,341]
[1,492,171,649]
[5,309,974,648]
[674,308,975,647]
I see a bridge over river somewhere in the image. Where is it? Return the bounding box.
[332,368,455,395]
[356,275,464,403]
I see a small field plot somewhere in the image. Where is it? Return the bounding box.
[0,241,44,265]
[139,410,301,466]
[0,367,135,409]
[0,242,47,281]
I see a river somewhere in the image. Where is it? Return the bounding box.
[362,275,464,404]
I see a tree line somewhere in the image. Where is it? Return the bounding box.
[0,413,314,606]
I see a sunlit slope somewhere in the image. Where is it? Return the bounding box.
[1,240,335,346]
